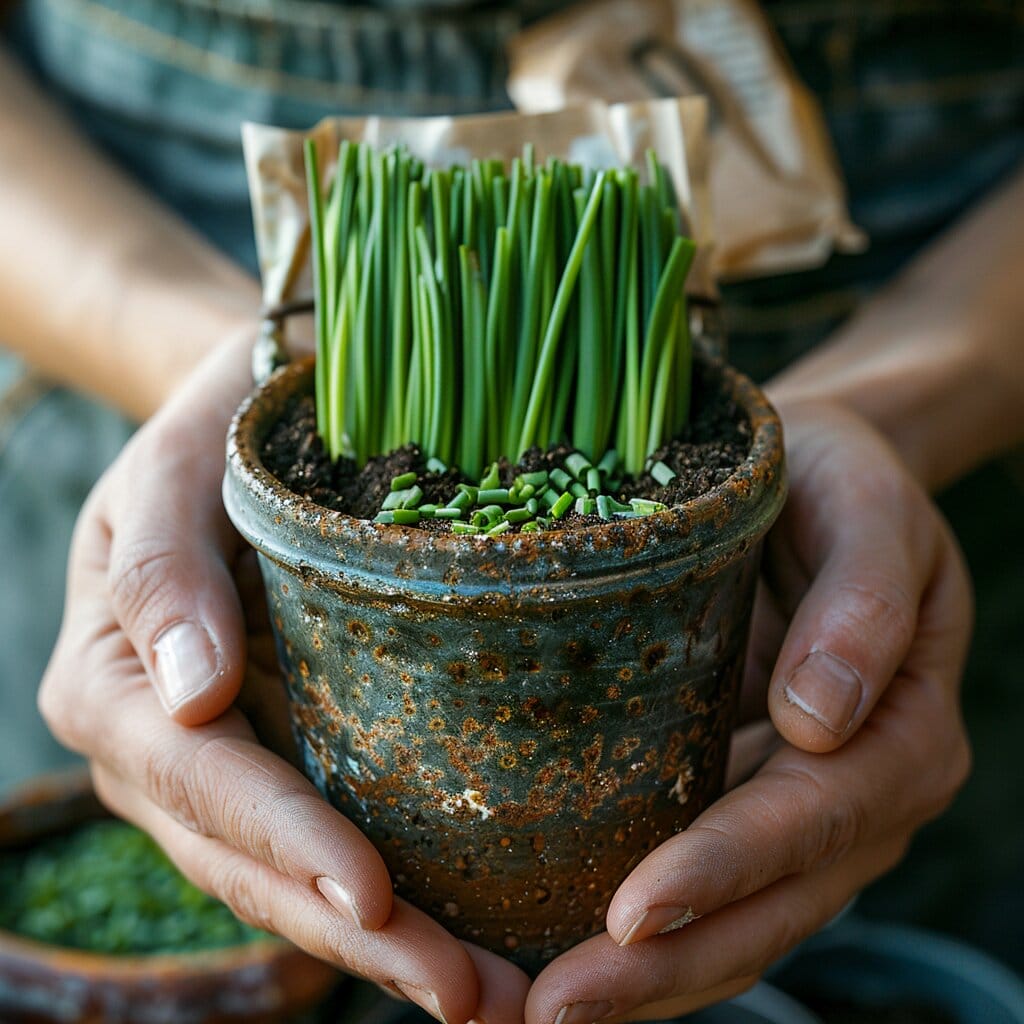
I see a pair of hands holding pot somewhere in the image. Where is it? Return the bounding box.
[39,329,972,1024]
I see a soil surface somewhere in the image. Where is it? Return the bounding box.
[260,358,751,532]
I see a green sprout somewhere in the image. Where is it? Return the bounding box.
[305,141,696,481]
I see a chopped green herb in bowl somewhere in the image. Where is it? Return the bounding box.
[0,820,266,955]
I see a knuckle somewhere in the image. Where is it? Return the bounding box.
[777,764,864,869]
[38,657,90,752]
[142,742,205,835]
[834,575,916,657]
[208,859,275,933]
[107,538,181,635]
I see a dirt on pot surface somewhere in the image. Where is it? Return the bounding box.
[260,358,751,532]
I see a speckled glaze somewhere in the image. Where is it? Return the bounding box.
[223,354,785,974]
[0,771,338,1023]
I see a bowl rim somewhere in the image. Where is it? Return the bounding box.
[0,769,299,980]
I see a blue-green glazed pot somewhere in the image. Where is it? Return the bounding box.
[223,355,785,974]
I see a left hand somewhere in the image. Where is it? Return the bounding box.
[524,399,973,1023]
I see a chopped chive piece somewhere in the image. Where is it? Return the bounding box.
[551,492,574,519]
[480,504,504,523]
[630,498,668,514]
[420,503,438,514]
[391,471,418,491]
[452,522,481,535]
[606,496,633,513]
[570,481,589,499]
[477,488,511,504]
[389,509,420,524]
[521,470,548,487]
[518,483,536,500]
[432,507,463,520]
[487,520,512,535]
[374,511,395,523]
[565,452,592,480]
[401,485,424,508]
[447,489,473,511]
[597,450,619,477]
[596,495,613,519]
[550,468,572,491]
[505,507,534,523]
[540,488,559,509]
[585,467,602,495]
[471,511,488,528]
[426,457,448,474]
[526,497,539,515]
[650,461,677,486]
[535,516,551,529]
[575,497,597,515]
[521,521,540,533]
[480,462,501,489]
[382,489,412,511]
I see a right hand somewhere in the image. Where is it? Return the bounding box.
[39,332,530,1024]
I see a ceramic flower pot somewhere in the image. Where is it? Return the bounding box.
[0,770,338,1023]
[223,352,785,974]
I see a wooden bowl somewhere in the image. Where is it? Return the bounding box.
[0,770,339,1023]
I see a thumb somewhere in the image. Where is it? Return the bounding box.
[104,435,246,727]
[763,412,937,754]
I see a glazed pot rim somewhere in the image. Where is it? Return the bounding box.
[224,353,785,585]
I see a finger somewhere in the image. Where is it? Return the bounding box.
[606,975,758,1022]
[527,837,906,1024]
[607,635,968,949]
[102,417,247,725]
[461,942,531,1024]
[87,681,395,931]
[765,456,937,753]
[93,767,479,1024]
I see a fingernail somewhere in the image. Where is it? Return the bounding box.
[784,650,862,735]
[618,905,697,945]
[152,621,221,713]
[554,1000,614,1024]
[394,981,448,1023]
[316,876,364,929]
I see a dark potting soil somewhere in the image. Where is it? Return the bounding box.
[260,358,751,532]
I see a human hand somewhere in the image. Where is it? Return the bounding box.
[38,334,530,1024]
[524,399,973,1023]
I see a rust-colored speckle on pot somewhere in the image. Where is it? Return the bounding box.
[224,352,785,975]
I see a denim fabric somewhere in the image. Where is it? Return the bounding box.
[726,0,1024,379]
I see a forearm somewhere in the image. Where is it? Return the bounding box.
[769,164,1024,492]
[0,48,260,420]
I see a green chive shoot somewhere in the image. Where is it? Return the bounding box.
[303,141,696,482]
